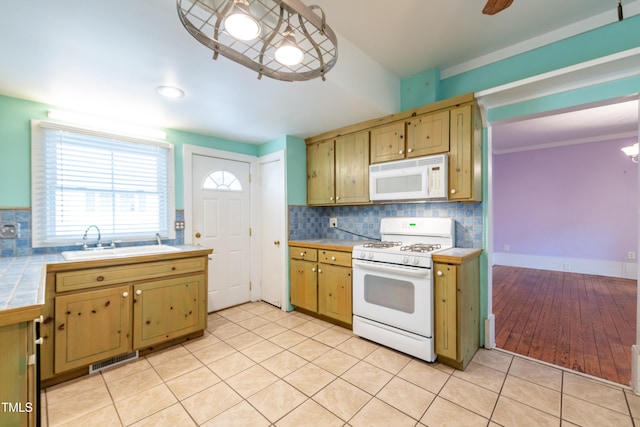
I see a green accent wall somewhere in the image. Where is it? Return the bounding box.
[0,96,49,207]
[440,14,640,99]
[285,137,307,205]
[400,68,441,111]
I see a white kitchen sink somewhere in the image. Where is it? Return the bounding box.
[61,245,181,261]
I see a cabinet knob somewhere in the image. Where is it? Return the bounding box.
[312,267,316,272]
[318,268,322,273]
[35,337,44,345]
[331,256,336,261]
[136,290,142,295]
[437,271,443,276]
[398,150,403,155]
[336,196,340,200]
[122,292,129,297]
[450,189,456,194]
[195,232,201,238]
[329,196,334,201]
[407,148,413,153]
[274,240,280,246]
[300,252,305,257]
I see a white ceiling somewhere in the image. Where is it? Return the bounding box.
[0,0,638,147]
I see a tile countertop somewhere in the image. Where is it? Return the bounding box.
[0,245,210,327]
[432,247,483,264]
[288,239,368,252]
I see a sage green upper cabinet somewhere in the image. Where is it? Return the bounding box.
[307,130,370,205]
[406,110,450,157]
[307,139,335,205]
[449,104,482,202]
[370,121,405,164]
[335,131,370,204]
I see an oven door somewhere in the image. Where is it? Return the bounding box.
[352,259,433,337]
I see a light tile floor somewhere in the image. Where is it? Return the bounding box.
[41,302,640,426]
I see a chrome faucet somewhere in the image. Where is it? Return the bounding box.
[82,225,102,249]
[155,233,162,246]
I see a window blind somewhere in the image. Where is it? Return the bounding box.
[31,120,174,247]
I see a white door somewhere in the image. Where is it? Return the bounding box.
[192,154,251,312]
[259,153,285,307]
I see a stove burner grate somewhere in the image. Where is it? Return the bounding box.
[362,241,403,249]
[400,243,442,253]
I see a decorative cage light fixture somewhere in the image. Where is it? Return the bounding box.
[176,0,338,82]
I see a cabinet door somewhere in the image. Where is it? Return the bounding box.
[289,259,318,311]
[449,104,480,201]
[133,274,206,349]
[307,140,335,205]
[370,122,405,164]
[434,263,457,360]
[55,285,131,373]
[318,264,352,324]
[0,322,30,426]
[406,110,450,157]
[335,131,370,204]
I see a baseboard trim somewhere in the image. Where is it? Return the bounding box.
[493,252,637,279]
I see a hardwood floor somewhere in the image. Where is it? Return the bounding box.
[493,265,636,385]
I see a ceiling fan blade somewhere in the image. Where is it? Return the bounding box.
[482,0,514,15]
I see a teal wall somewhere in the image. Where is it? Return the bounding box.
[400,68,441,111]
[399,15,640,107]
[0,96,47,208]
[440,14,640,99]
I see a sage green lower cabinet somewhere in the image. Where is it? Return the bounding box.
[0,320,37,426]
[42,251,210,386]
[54,285,131,373]
[433,249,481,370]
[133,275,206,349]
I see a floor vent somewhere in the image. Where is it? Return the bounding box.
[89,351,139,374]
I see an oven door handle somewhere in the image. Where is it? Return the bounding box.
[352,259,429,277]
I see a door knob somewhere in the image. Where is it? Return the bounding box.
[195,232,201,238]
[274,240,280,246]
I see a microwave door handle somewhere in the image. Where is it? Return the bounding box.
[352,260,428,277]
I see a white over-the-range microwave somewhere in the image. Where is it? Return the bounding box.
[369,154,448,202]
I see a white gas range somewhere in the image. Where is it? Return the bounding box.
[352,217,454,362]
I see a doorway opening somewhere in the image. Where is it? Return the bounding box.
[489,97,639,384]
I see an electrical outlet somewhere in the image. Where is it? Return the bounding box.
[329,217,337,228]
[563,263,571,271]
[629,251,636,260]
[175,220,186,231]
[503,244,510,252]
[0,223,20,239]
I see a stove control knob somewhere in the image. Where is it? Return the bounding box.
[368,252,374,260]
[358,252,366,259]
[402,256,409,264]
[412,257,420,265]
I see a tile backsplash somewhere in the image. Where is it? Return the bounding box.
[0,209,185,257]
[289,202,483,248]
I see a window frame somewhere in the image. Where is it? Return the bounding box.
[30,120,176,248]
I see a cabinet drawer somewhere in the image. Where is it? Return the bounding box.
[56,257,206,292]
[319,250,352,267]
[289,247,317,262]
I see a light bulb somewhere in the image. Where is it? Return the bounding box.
[224,1,260,41]
[275,26,303,66]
